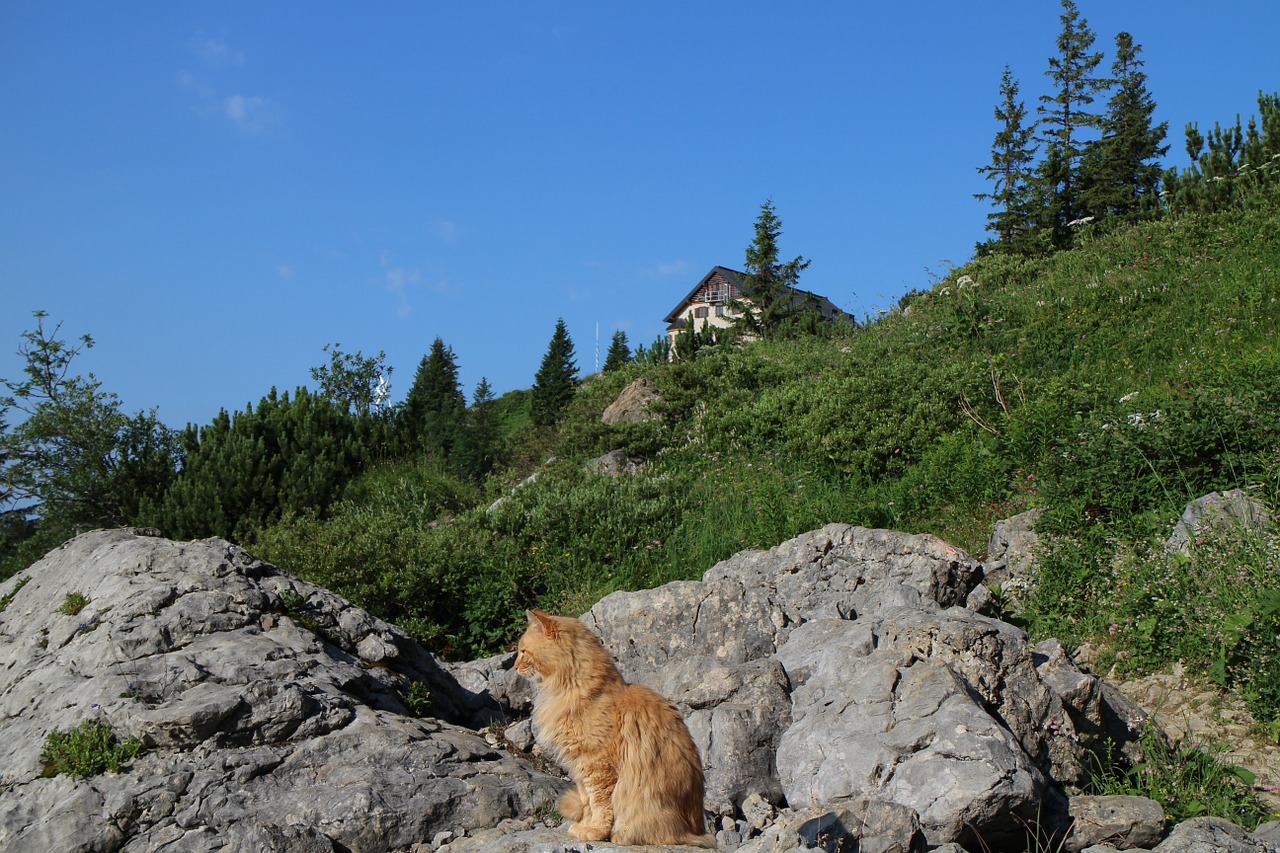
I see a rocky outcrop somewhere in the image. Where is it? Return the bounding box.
[601,376,662,424]
[983,507,1043,601]
[572,524,1139,849]
[0,530,564,852]
[2,520,1276,853]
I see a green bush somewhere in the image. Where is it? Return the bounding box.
[41,719,142,778]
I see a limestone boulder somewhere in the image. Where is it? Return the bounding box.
[601,376,662,424]
[577,523,1089,846]
[0,529,563,853]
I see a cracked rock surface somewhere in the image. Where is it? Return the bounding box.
[0,529,564,852]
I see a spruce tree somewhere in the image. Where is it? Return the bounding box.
[976,66,1040,249]
[401,338,465,460]
[458,377,499,480]
[1036,0,1109,248]
[531,319,578,427]
[733,199,811,337]
[1080,32,1168,224]
[602,329,632,373]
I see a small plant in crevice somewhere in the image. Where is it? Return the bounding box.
[397,681,433,717]
[1,576,31,612]
[274,587,331,642]
[58,591,90,616]
[40,718,143,778]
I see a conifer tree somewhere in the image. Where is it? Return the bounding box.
[1163,91,1280,213]
[531,319,578,427]
[732,199,811,337]
[1036,0,1109,248]
[976,66,1040,249]
[458,377,499,480]
[401,338,465,460]
[151,387,369,541]
[602,330,632,373]
[1080,32,1168,224]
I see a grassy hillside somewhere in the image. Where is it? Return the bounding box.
[251,203,1280,729]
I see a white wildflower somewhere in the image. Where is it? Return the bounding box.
[1119,391,1138,404]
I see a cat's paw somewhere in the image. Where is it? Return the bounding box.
[568,823,611,842]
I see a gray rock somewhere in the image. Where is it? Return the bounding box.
[1152,816,1258,852]
[776,617,1043,848]
[581,524,1086,846]
[740,791,777,830]
[441,822,709,853]
[736,823,808,853]
[1063,795,1165,852]
[1166,489,1275,555]
[0,530,564,852]
[875,607,1087,787]
[791,799,927,853]
[1255,820,1280,845]
[586,449,636,476]
[985,507,1044,590]
[657,656,791,815]
[1035,638,1148,769]
[601,376,662,425]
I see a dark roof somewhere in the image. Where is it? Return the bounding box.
[663,265,852,326]
[662,266,745,325]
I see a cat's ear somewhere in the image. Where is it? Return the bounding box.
[527,609,559,638]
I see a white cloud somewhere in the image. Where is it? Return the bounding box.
[195,36,244,68]
[381,257,448,318]
[428,220,460,242]
[223,94,273,134]
[177,34,276,135]
[277,265,294,282]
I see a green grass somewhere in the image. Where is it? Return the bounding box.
[0,575,30,612]
[1086,722,1270,830]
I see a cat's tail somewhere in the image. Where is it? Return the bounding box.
[558,789,585,822]
[677,831,717,848]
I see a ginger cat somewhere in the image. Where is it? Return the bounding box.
[514,609,712,847]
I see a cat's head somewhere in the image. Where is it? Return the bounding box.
[514,609,579,683]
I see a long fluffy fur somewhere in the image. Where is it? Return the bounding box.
[514,609,712,847]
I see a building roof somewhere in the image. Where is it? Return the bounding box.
[663,265,852,326]
[662,266,746,325]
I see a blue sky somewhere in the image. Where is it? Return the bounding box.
[2,2,1277,429]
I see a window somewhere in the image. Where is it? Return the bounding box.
[715,305,727,317]
[693,306,710,318]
